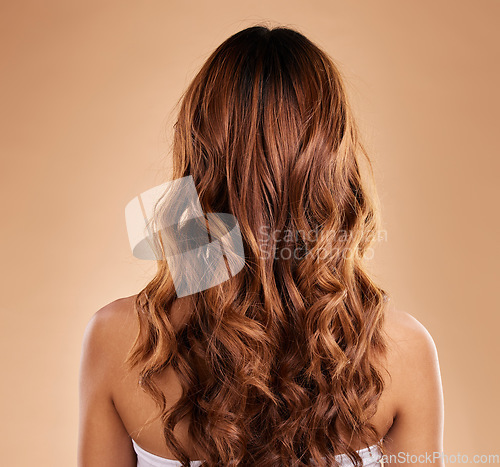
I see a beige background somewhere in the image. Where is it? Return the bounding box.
[1,1,499,465]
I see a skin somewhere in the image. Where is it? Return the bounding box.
[78,295,444,466]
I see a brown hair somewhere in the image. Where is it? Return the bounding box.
[126,24,389,466]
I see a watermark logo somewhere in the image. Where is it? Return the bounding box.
[257,225,388,261]
[381,452,500,464]
[125,176,245,297]
[125,176,388,295]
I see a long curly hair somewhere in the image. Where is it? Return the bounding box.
[125,24,390,467]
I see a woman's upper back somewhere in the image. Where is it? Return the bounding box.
[85,294,442,463]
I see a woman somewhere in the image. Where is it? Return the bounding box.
[78,25,444,466]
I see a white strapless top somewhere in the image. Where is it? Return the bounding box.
[131,438,382,466]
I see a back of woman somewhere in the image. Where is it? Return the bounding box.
[78,25,444,467]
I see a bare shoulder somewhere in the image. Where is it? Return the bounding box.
[381,304,443,419]
[81,294,139,371]
[88,294,138,324]
[85,294,138,332]
[78,295,141,466]
[382,305,439,363]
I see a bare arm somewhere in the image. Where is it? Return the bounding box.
[383,310,445,466]
[78,301,137,467]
